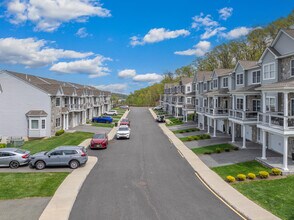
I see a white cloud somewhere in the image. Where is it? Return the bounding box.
[221,27,252,39]
[118,69,136,78]
[201,27,226,39]
[76,27,90,38]
[218,7,233,20]
[130,28,190,46]
[133,73,163,83]
[174,41,211,56]
[94,84,128,93]
[192,13,218,29]
[50,55,112,78]
[6,0,111,32]
[0,37,93,67]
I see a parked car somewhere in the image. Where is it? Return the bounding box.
[90,133,108,149]
[0,148,30,169]
[116,125,131,139]
[30,146,88,170]
[120,118,130,127]
[92,116,113,124]
[154,106,163,110]
[156,115,165,123]
[104,110,118,116]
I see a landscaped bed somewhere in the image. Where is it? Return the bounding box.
[21,132,93,154]
[192,143,236,154]
[0,172,69,200]
[179,134,210,142]
[173,128,200,134]
[92,122,115,128]
[166,117,183,126]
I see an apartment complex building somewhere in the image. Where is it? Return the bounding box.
[0,70,112,140]
[160,28,294,171]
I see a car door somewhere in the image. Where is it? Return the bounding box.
[47,150,63,166]
[62,150,78,165]
[0,152,13,166]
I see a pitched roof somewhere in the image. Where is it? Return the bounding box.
[238,61,259,70]
[284,29,294,39]
[196,71,213,81]
[204,88,229,97]
[26,110,48,116]
[180,77,193,84]
[203,71,213,81]
[230,84,261,93]
[256,78,294,90]
[214,69,233,77]
[5,70,108,96]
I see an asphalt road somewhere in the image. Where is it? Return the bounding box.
[70,107,241,220]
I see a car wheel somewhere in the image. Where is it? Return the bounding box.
[35,160,46,170]
[69,160,80,169]
[9,160,20,169]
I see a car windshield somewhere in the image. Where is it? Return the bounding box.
[121,119,128,122]
[93,134,105,139]
[118,127,129,131]
[15,149,26,154]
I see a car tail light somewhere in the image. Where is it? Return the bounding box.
[81,152,87,157]
[22,154,29,158]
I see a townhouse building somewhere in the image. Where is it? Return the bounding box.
[0,70,112,141]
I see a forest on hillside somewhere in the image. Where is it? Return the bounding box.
[126,10,294,107]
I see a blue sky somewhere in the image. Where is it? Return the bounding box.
[0,0,293,94]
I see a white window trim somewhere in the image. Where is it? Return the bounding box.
[291,98,294,116]
[236,97,244,110]
[186,97,192,104]
[56,118,61,127]
[41,118,46,130]
[236,73,244,85]
[30,119,39,130]
[204,82,207,91]
[252,70,261,84]
[213,79,218,89]
[252,99,261,111]
[263,62,275,80]
[265,96,276,112]
[291,59,294,77]
[222,77,228,88]
[56,97,61,107]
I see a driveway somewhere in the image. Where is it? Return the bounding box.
[68,124,112,134]
[70,107,240,220]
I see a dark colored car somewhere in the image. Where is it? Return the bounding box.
[92,116,113,123]
[120,118,130,127]
[90,133,108,149]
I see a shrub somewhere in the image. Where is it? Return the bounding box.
[259,171,269,179]
[187,137,194,141]
[179,131,185,133]
[55,129,65,136]
[237,174,246,181]
[247,173,256,180]
[226,176,236,183]
[271,168,282,176]
[215,147,222,153]
[0,143,6,148]
[233,147,239,151]
[204,151,212,155]
[193,136,200,140]
[224,148,230,152]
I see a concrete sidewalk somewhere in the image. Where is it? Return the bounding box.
[149,108,280,220]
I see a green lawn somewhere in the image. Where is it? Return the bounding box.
[212,161,272,180]
[173,128,200,134]
[0,173,69,200]
[92,122,115,128]
[179,134,211,142]
[233,176,294,220]
[166,117,183,126]
[192,143,235,155]
[22,132,93,154]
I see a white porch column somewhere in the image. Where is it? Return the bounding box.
[284,92,289,129]
[232,122,235,143]
[185,111,188,122]
[262,92,266,113]
[176,108,178,117]
[198,115,200,129]
[262,129,267,159]
[242,125,246,149]
[213,119,216,137]
[243,95,247,111]
[283,136,289,171]
[207,117,210,134]
[63,114,65,130]
[232,95,235,110]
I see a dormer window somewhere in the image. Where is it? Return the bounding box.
[213,79,218,88]
[263,63,275,80]
[204,83,207,90]
[252,71,261,84]
[56,98,61,107]
[223,77,228,88]
[187,86,191,92]
[291,60,294,76]
[236,73,244,85]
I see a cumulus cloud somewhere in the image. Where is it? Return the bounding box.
[76,27,91,38]
[218,7,233,20]
[191,13,218,29]
[201,27,226,39]
[94,84,128,93]
[5,0,111,32]
[50,55,112,78]
[174,41,211,56]
[130,28,190,46]
[133,73,163,83]
[118,69,136,78]
[0,37,93,67]
[221,27,252,39]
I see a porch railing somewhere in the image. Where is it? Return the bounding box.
[204,107,229,116]
[229,110,258,121]
[258,112,294,130]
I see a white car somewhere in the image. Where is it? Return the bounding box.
[104,110,118,116]
[153,106,163,110]
[116,125,131,139]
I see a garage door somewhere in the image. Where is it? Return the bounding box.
[245,125,252,141]
[269,134,283,154]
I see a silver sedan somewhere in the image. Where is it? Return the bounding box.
[0,148,30,169]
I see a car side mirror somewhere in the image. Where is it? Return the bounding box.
[48,154,51,157]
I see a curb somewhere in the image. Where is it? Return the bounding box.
[149,108,280,220]
[107,109,130,140]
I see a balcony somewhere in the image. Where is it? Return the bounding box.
[183,104,195,110]
[65,104,84,111]
[258,112,294,131]
[196,106,204,113]
[204,107,229,116]
[229,110,258,122]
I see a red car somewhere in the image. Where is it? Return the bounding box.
[120,118,130,127]
[90,133,108,149]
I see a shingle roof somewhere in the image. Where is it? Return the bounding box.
[256,78,294,90]
[181,77,193,84]
[204,88,229,97]
[5,70,108,96]
[214,69,233,76]
[26,110,48,116]
[284,29,294,39]
[230,84,261,93]
[196,71,213,81]
[203,71,213,81]
[238,61,259,70]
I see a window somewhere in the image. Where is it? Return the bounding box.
[263,63,275,80]
[223,77,228,88]
[213,79,218,88]
[31,120,39,129]
[204,99,207,107]
[266,97,276,112]
[196,84,199,91]
[291,60,294,76]
[236,98,244,110]
[41,119,46,129]
[196,99,199,106]
[63,150,77,155]
[187,97,191,104]
[204,83,207,90]
[252,100,261,112]
[187,86,191,92]
[252,71,261,84]
[50,150,63,156]
[56,98,61,107]
[56,118,61,127]
[210,82,213,90]
[236,73,244,85]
